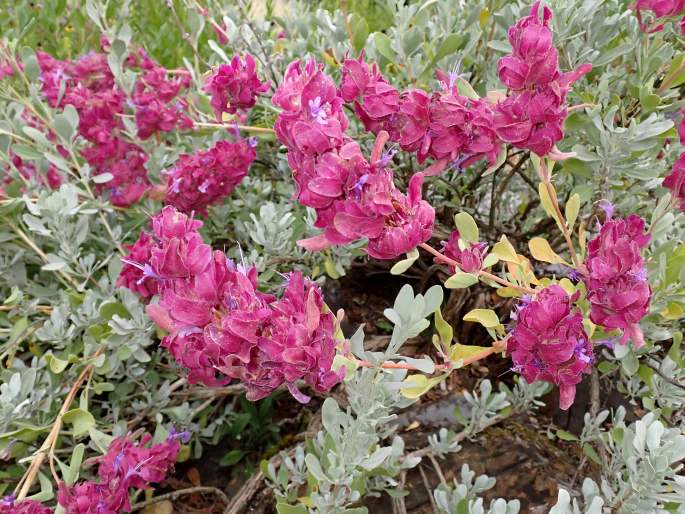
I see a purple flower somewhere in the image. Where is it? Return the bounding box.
[82,139,150,207]
[598,199,615,219]
[507,284,593,410]
[584,215,652,348]
[216,272,343,402]
[204,54,269,118]
[132,66,192,139]
[117,231,159,298]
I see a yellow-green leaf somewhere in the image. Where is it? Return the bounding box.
[390,248,419,275]
[482,253,499,268]
[491,235,518,262]
[565,193,581,229]
[324,257,342,279]
[434,308,453,346]
[558,278,577,295]
[538,182,562,228]
[46,353,69,374]
[661,302,684,320]
[399,375,443,399]
[578,221,587,258]
[449,343,488,365]
[463,308,500,328]
[332,355,359,380]
[454,212,479,243]
[538,181,554,217]
[456,77,479,99]
[444,270,479,289]
[62,408,95,437]
[528,237,565,264]
[495,286,520,298]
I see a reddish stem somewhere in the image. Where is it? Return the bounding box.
[418,243,534,294]
[351,341,506,373]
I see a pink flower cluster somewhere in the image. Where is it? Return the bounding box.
[340,55,500,168]
[204,54,269,118]
[493,2,591,156]
[30,44,193,206]
[164,136,256,215]
[436,230,488,273]
[632,0,685,33]
[273,59,435,259]
[0,497,51,514]
[120,206,343,402]
[2,432,182,514]
[583,214,652,348]
[507,285,593,410]
[132,66,193,139]
[663,114,685,212]
[57,432,182,514]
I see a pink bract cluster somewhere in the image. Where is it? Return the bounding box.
[204,54,269,118]
[632,0,685,33]
[583,214,652,348]
[164,136,256,215]
[132,66,193,139]
[437,230,488,274]
[340,55,500,168]
[663,114,685,212]
[2,432,182,514]
[494,2,592,156]
[273,59,435,260]
[121,206,343,402]
[57,432,182,514]
[20,44,194,206]
[0,498,51,514]
[507,285,593,410]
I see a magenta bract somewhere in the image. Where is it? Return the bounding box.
[204,54,269,118]
[584,215,652,348]
[438,231,488,273]
[664,153,685,212]
[507,285,593,410]
[494,2,591,156]
[57,433,180,514]
[0,498,51,514]
[164,138,255,215]
[125,206,343,402]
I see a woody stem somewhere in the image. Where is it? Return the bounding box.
[193,121,275,134]
[15,348,104,500]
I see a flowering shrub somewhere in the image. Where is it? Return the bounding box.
[0,0,683,513]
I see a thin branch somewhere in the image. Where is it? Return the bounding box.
[15,347,105,500]
[131,486,229,511]
[418,464,440,514]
